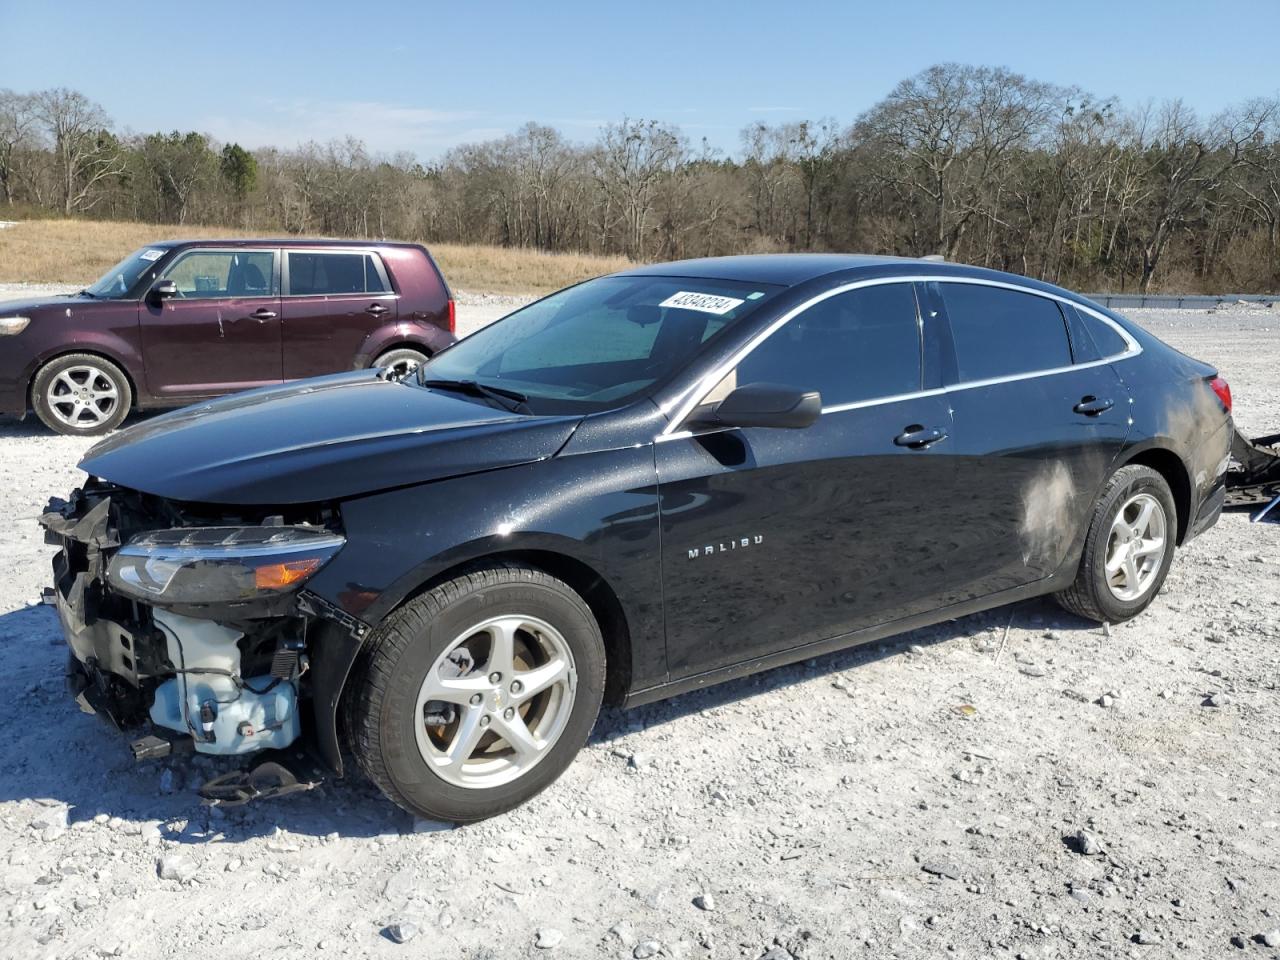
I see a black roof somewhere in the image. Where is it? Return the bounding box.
[617,253,1092,305]
[618,254,920,285]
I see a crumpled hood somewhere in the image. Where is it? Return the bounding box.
[80,371,581,505]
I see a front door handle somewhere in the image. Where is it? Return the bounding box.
[1073,396,1114,416]
[894,424,948,449]
[366,303,389,316]
[250,308,277,322]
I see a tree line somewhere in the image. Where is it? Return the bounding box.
[3,65,1279,292]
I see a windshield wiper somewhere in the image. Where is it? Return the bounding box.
[419,378,530,413]
[76,289,97,298]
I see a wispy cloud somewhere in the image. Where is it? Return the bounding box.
[199,98,485,156]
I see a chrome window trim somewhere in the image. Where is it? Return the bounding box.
[657,274,1142,437]
[282,248,397,298]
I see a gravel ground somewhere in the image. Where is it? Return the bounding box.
[0,300,1277,959]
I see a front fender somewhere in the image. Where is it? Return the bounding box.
[303,445,663,775]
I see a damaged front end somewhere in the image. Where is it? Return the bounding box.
[40,481,353,803]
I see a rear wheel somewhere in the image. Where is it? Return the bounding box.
[346,563,605,823]
[373,347,429,382]
[32,353,132,436]
[1055,464,1176,623]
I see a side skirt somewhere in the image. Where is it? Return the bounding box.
[622,572,1070,709]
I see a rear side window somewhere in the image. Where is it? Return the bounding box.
[726,282,923,407]
[288,252,389,295]
[940,283,1071,382]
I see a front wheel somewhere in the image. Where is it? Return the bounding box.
[345,563,605,823]
[373,347,429,382]
[1055,464,1176,623]
[32,353,132,436]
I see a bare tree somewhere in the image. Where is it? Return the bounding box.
[592,119,686,257]
[30,88,124,214]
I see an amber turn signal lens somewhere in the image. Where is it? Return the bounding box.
[254,558,323,591]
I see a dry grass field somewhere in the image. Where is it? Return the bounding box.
[0,219,631,295]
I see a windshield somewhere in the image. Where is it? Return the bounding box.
[421,275,783,413]
[84,246,169,298]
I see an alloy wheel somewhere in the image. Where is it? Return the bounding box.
[46,364,120,429]
[414,615,577,789]
[1104,492,1168,602]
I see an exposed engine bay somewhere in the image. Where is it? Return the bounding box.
[40,481,347,802]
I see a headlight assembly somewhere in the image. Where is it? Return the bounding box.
[0,316,31,335]
[106,525,345,604]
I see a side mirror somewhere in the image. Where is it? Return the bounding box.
[149,279,178,301]
[699,382,822,430]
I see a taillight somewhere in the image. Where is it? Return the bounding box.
[446,299,456,334]
[1209,375,1232,413]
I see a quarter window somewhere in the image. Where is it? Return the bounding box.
[287,252,389,296]
[940,283,1071,382]
[161,250,275,299]
[717,282,923,408]
[1078,308,1130,358]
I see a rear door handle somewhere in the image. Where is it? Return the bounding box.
[250,308,277,322]
[1073,396,1114,416]
[894,425,948,449]
[366,303,389,316]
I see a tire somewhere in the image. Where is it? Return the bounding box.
[32,353,132,437]
[345,562,606,823]
[1055,464,1177,623]
[373,347,429,382]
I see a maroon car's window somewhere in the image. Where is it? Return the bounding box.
[161,250,275,299]
[940,283,1072,382]
[287,252,389,296]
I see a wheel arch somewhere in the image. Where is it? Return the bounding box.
[387,548,634,708]
[320,544,636,775]
[1115,443,1192,545]
[28,348,140,411]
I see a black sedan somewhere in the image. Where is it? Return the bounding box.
[41,255,1233,822]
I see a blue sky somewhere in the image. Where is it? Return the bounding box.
[2,0,1276,159]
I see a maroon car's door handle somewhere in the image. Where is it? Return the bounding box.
[250,308,277,322]
[1073,396,1114,416]
[366,304,389,316]
[894,425,948,449]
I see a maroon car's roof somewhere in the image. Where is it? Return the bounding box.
[151,238,426,249]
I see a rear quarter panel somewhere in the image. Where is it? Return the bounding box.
[379,245,451,332]
[1110,325,1232,537]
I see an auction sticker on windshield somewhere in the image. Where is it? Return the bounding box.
[660,291,745,315]
[139,249,166,261]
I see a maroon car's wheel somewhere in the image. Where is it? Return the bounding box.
[32,353,132,437]
[374,347,430,382]
[1055,464,1176,623]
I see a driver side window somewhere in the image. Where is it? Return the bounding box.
[703,282,924,409]
[162,250,276,299]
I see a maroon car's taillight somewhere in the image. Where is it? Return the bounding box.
[1209,375,1232,412]
[447,299,456,334]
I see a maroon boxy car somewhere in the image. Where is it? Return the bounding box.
[0,239,456,435]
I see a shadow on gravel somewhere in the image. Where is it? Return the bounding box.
[588,595,1100,746]
[0,585,1098,838]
